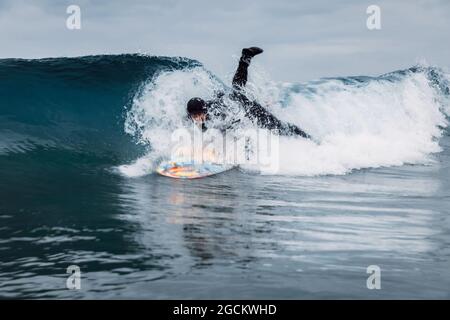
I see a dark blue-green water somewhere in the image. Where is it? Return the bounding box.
[0,55,449,298]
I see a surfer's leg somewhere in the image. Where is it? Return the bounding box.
[232,59,249,89]
[245,101,311,138]
[229,47,309,138]
[230,86,311,138]
[232,47,263,90]
[282,123,311,138]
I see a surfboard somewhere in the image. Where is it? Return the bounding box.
[156,160,234,179]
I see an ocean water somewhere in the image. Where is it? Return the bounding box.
[0,54,449,299]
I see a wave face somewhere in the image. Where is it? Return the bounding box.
[0,54,199,166]
[0,54,449,176]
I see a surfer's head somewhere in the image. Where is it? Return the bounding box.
[187,97,207,123]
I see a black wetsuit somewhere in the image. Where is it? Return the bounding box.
[203,55,310,138]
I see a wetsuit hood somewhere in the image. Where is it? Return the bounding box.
[187,97,207,116]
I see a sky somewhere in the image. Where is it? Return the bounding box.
[0,0,449,82]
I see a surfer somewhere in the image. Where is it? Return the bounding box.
[186,47,310,138]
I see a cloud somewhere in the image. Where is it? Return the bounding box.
[0,0,449,81]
